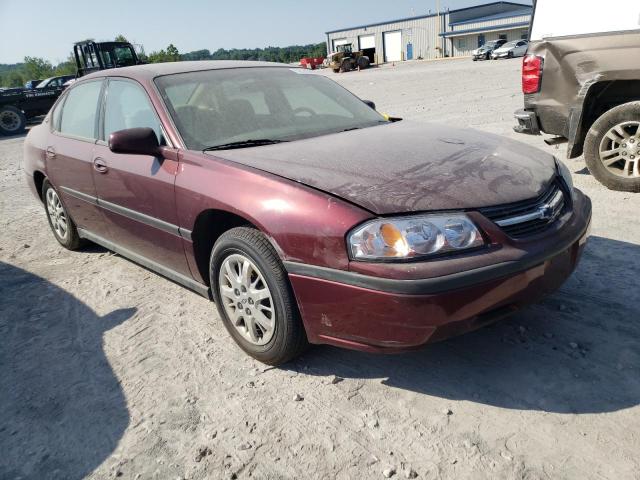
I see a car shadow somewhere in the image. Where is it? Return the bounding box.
[0,262,135,479]
[287,236,640,415]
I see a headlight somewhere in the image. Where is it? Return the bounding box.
[348,214,485,261]
[555,158,574,191]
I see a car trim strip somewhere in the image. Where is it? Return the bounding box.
[283,206,590,295]
[77,227,211,299]
[59,186,193,240]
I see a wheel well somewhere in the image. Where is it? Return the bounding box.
[191,209,258,285]
[33,171,46,202]
[574,80,640,157]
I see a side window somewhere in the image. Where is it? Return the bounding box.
[50,94,66,131]
[59,81,102,139]
[104,80,162,142]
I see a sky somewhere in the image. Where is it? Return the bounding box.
[0,0,531,64]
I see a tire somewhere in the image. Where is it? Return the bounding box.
[357,56,370,69]
[0,105,27,135]
[332,68,340,73]
[472,57,477,62]
[210,227,308,365]
[42,180,83,250]
[485,52,491,60]
[340,60,352,73]
[584,101,640,192]
[507,51,514,59]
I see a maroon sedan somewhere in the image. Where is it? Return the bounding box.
[23,61,591,365]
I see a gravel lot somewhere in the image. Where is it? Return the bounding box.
[1,58,639,480]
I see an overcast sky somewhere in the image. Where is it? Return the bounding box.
[0,0,531,64]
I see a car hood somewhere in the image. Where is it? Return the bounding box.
[494,47,512,53]
[212,121,557,215]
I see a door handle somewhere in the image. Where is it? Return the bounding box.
[93,157,108,173]
[45,147,56,159]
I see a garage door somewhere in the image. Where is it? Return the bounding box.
[383,31,402,62]
[332,38,349,52]
[359,34,375,50]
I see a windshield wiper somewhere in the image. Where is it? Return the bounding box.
[202,139,288,151]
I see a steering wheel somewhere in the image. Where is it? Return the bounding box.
[293,107,317,117]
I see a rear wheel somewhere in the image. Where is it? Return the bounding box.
[584,102,640,192]
[42,180,83,250]
[357,56,370,69]
[210,227,308,365]
[0,105,26,135]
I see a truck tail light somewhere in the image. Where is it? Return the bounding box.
[522,54,544,94]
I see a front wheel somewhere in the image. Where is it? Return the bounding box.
[0,105,27,135]
[210,227,308,365]
[584,101,640,192]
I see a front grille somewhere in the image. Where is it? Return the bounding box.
[479,181,567,238]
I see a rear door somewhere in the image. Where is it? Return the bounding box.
[91,78,190,276]
[46,79,111,238]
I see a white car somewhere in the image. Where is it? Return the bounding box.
[491,40,528,59]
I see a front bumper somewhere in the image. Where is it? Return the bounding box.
[287,191,591,353]
[514,108,541,135]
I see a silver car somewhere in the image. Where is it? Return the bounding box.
[491,40,528,59]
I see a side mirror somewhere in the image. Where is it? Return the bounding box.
[363,99,376,110]
[109,127,160,156]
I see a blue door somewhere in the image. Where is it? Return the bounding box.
[407,43,413,60]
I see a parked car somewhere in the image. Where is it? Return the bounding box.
[491,40,528,59]
[36,75,76,89]
[471,39,507,61]
[24,79,43,89]
[23,61,592,365]
[514,0,640,192]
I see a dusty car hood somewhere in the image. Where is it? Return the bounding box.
[213,121,557,215]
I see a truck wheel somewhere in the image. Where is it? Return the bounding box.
[0,105,27,135]
[584,101,640,192]
[340,61,352,73]
[210,227,308,365]
[332,68,340,73]
[357,56,370,69]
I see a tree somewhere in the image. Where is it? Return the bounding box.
[166,44,180,61]
[147,44,180,63]
[115,34,129,43]
[23,57,54,80]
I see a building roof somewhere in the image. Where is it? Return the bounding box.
[325,1,531,35]
[450,7,531,25]
[440,21,530,37]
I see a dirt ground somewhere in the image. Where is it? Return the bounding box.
[1,58,639,480]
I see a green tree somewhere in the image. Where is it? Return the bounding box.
[166,44,180,61]
[23,56,54,80]
[115,34,129,43]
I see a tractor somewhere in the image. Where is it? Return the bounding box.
[327,44,370,73]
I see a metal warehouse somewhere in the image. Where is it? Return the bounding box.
[325,1,532,63]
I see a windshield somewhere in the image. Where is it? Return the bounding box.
[155,67,386,150]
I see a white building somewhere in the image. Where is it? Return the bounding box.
[325,1,532,63]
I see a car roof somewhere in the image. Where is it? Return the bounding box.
[82,60,293,82]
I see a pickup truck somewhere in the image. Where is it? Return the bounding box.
[514,0,640,192]
[0,40,141,136]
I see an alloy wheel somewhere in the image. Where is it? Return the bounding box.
[46,188,68,241]
[218,253,275,346]
[599,121,640,178]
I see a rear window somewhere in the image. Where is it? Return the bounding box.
[59,81,102,139]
